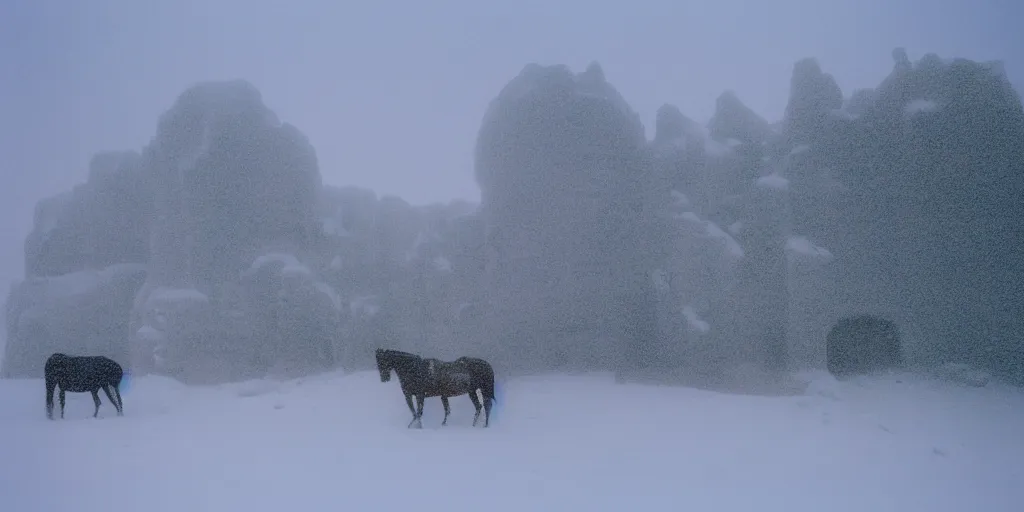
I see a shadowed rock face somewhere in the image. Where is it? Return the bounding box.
[653,104,698,145]
[708,90,775,146]
[650,104,710,206]
[783,58,843,145]
[474,62,650,373]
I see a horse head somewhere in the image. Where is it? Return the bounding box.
[374,348,392,382]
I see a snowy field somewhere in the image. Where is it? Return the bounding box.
[2,369,1022,512]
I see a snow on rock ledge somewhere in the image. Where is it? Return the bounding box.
[245,251,343,313]
[785,235,834,264]
[350,295,380,319]
[756,173,790,191]
[313,282,342,313]
[247,252,312,279]
[682,305,711,334]
[676,211,745,259]
[433,256,453,273]
[670,190,690,210]
[20,263,147,303]
[904,99,940,117]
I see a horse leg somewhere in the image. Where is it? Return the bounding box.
[405,394,418,428]
[468,391,482,427]
[91,389,102,418]
[414,395,425,429]
[59,389,66,419]
[112,384,124,416]
[441,396,451,426]
[102,385,121,417]
[483,392,493,428]
[45,378,57,420]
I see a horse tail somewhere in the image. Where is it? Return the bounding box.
[44,353,62,420]
[484,369,496,405]
[114,370,127,413]
[44,375,57,420]
[461,357,495,405]
[113,364,124,386]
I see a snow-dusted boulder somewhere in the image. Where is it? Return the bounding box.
[3,263,147,378]
[128,284,210,379]
[240,251,343,378]
[130,248,346,383]
[826,315,904,377]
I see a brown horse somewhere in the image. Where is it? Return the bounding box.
[375,349,495,428]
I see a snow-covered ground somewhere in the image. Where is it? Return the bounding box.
[2,369,1022,511]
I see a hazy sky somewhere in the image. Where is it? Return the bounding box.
[1,0,1020,290]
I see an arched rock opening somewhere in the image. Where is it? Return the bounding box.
[826,315,904,377]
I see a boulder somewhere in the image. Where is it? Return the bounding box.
[826,315,904,377]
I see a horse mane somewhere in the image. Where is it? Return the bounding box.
[378,349,421,361]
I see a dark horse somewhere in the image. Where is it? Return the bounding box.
[45,353,125,420]
[375,348,495,428]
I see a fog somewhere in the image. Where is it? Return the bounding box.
[2,0,1023,391]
